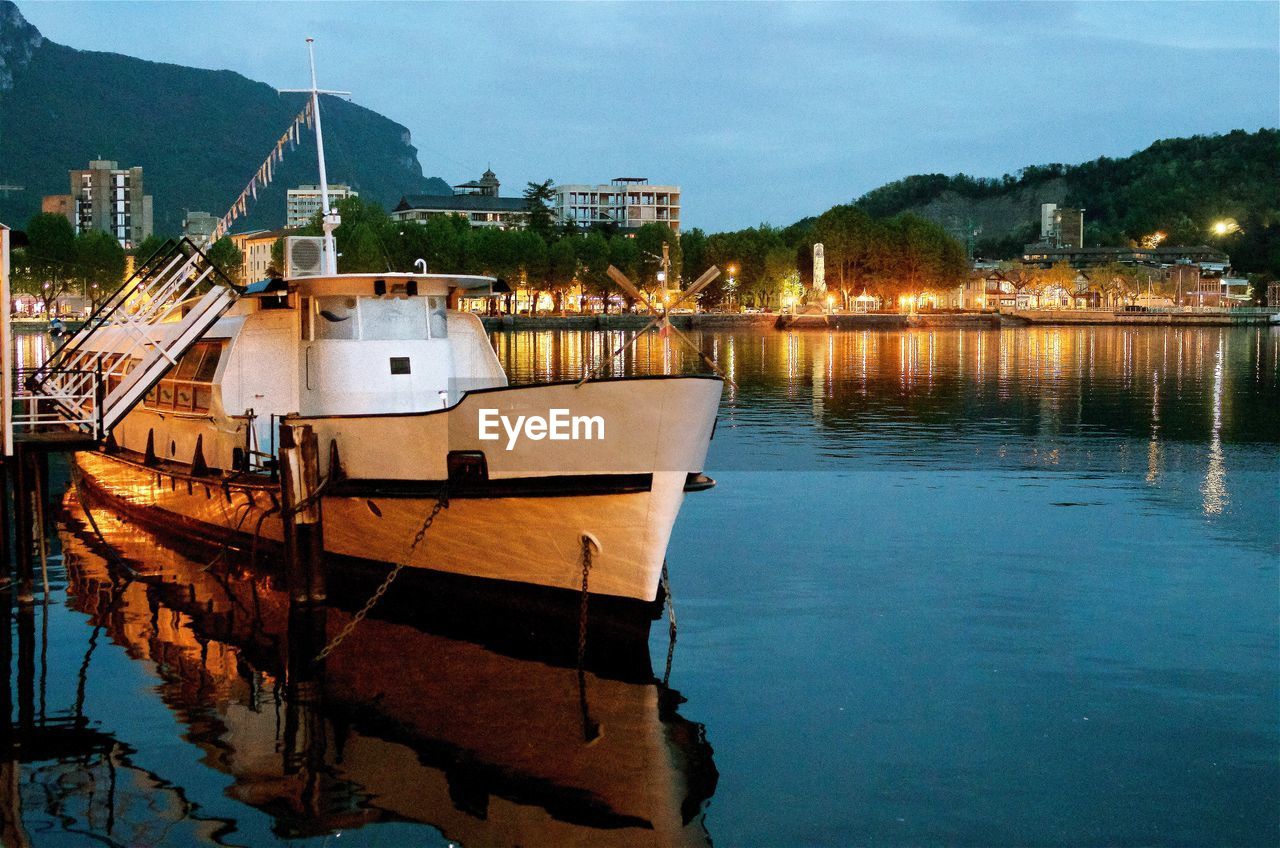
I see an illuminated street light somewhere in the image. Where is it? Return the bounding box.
[1211,218,1240,237]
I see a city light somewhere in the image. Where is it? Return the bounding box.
[1141,231,1167,249]
[1211,218,1240,236]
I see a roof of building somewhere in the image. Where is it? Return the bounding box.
[229,226,295,242]
[394,194,528,214]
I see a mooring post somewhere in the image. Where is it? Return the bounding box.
[11,448,33,604]
[283,597,327,779]
[0,460,11,579]
[279,423,326,604]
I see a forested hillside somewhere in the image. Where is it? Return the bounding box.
[854,129,1280,267]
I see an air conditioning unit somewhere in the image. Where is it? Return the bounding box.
[284,236,326,278]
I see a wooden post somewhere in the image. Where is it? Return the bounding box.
[11,448,33,604]
[0,461,10,581]
[279,423,326,604]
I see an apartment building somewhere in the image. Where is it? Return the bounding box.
[286,184,357,228]
[69,159,153,247]
[554,178,680,234]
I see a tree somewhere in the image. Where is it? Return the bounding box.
[523,179,556,240]
[634,223,681,299]
[74,229,127,308]
[205,236,244,284]
[1038,260,1078,307]
[133,233,171,266]
[512,230,549,314]
[608,237,640,310]
[24,213,78,313]
[575,231,611,313]
[679,228,709,288]
[547,238,578,313]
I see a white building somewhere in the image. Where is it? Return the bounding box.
[554,178,680,234]
[286,184,357,229]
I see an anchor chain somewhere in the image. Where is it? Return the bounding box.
[577,535,595,668]
[661,559,678,686]
[313,488,449,664]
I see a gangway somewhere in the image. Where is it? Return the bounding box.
[17,237,242,441]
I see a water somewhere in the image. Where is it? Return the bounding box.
[4,324,1278,846]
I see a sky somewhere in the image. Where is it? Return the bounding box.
[16,0,1280,232]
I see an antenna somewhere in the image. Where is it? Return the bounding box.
[280,38,350,275]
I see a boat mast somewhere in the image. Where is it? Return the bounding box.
[306,38,338,274]
[282,39,349,275]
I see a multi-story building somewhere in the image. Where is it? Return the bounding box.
[1021,244,1229,269]
[229,228,291,282]
[41,194,73,222]
[1036,203,1084,249]
[554,178,680,234]
[391,169,528,230]
[182,211,219,242]
[286,184,357,228]
[69,159,153,248]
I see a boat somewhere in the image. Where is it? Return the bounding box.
[51,50,721,642]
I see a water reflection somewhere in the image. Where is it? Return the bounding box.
[0,495,716,846]
[495,325,1278,536]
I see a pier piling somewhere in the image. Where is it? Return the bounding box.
[279,423,327,605]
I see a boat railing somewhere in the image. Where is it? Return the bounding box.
[10,366,103,438]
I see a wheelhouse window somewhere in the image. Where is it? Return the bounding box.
[314,296,358,340]
[144,341,224,414]
[309,295,448,341]
[360,296,428,340]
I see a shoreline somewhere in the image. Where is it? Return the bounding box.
[478,310,1274,331]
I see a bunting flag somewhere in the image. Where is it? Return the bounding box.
[209,101,315,242]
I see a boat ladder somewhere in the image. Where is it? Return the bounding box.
[17,238,242,440]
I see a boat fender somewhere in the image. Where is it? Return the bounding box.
[328,439,346,482]
[191,435,210,477]
[144,429,158,467]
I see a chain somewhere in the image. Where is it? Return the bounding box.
[661,559,678,686]
[577,535,595,668]
[313,489,449,664]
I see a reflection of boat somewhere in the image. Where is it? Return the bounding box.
[53,495,718,845]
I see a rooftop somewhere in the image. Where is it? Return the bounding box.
[394,194,528,214]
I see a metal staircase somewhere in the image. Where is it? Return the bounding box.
[21,238,242,439]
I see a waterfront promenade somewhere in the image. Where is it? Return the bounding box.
[477,308,1272,332]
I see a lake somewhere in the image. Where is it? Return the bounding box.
[3,323,1277,846]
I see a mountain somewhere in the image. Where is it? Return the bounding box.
[0,0,451,235]
[852,129,1280,258]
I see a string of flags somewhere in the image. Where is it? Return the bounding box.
[210,99,315,242]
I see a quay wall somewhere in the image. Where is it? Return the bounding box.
[480,313,777,331]
[481,312,1002,332]
[1006,310,1275,327]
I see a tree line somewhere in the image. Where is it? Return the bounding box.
[279,186,683,314]
[8,212,246,314]
[276,189,969,313]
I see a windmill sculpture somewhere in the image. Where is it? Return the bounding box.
[580,265,735,388]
